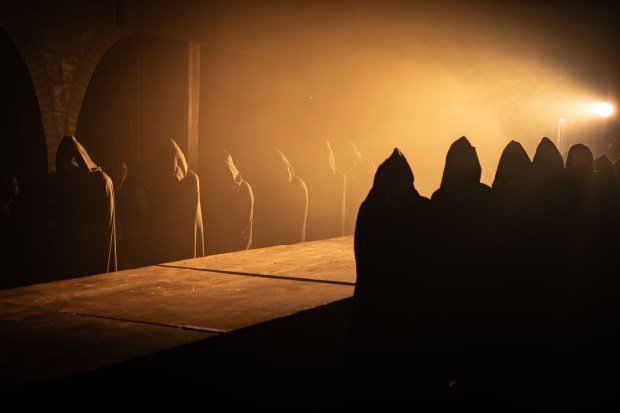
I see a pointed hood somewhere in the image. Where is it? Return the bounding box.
[566,143,594,178]
[169,138,189,181]
[532,137,564,177]
[372,148,415,193]
[56,135,100,176]
[153,138,188,181]
[440,136,481,190]
[492,140,531,190]
[594,154,613,175]
[593,154,616,190]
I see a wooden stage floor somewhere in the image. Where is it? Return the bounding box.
[0,236,356,406]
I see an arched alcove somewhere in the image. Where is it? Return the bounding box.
[76,33,189,179]
[0,28,48,208]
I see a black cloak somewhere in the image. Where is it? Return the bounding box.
[54,135,117,278]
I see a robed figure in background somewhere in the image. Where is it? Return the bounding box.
[305,141,347,241]
[145,138,204,264]
[252,149,307,248]
[202,149,254,255]
[343,141,376,236]
[53,135,117,278]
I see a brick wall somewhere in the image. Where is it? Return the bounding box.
[1,0,129,171]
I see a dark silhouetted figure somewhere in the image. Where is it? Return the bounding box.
[1,175,22,288]
[589,155,620,367]
[53,135,117,278]
[253,150,307,248]
[564,144,596,327]
[564,145,620,387]
[565,143,595,260]
[110,160,149,269]
[530,137,571,268]
[491,140,533,263]
[607,140,620,189]
[524,137,573,400]
[428,136,505,404]
[349,148,436,406]
[145,138,204,264]
[431,136,495,260]
[306,141,346,241]
[203,149,254,255]
[591,154,620,253]
[489,140,537,380]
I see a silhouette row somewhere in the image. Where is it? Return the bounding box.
[347,136,620,409]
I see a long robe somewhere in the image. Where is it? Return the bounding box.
[253,149,308,248]
[145,138,204,264]
[305,141,347,241]
[348,148,437,403]
[430,136,497,378]
[203,149,254,255]
[343,141,375,237]
[491,140,533,262]
[53,135,117,278]
[526,137,573,383]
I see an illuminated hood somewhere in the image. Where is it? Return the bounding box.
[56,135,101,176]
[153,138,189,181]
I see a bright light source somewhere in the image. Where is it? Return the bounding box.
[594,102,613,118]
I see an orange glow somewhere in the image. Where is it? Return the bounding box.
[191,1,618,197]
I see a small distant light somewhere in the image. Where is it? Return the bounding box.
[559,118,567,125]
[308,96,314,100]
[594,102,613,118]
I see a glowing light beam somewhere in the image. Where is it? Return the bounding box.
[593,102,613,118]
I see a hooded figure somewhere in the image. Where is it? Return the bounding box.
[429,136,499,379]
[203,149,254,255]
[591,156,620,261]
[343,141,376,236]
[566,144,594,194]
[492,141,532,202]
[305,141,347,241]
[354,148,431,272]
[348,148,437,404]
[1,175,22,288]
[431,136,494,265]
[110,160,149,270]
[588,155,620,373]
[526,137,574,381]
[592,155,620,237]
[490,141,548,380]
[253,149,307,248]
[529,137,570,262]
[145,138,204,264]
[593,155,617,195]
[607,140,620,190]
[564,144,595,261]
[53,135,117,278]
[491,140,533,263]
[563,144,620,375]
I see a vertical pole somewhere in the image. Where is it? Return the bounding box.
[557,118,567,154]
[187,42,200,170]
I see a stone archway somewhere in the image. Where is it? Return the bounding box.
[0,4,130,172]
[0,25,47,203]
